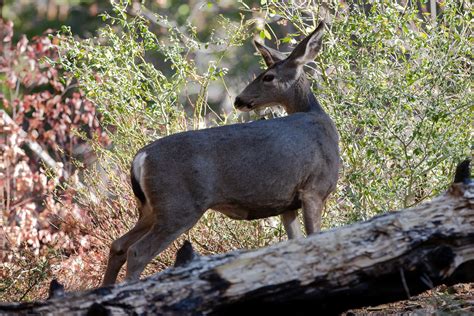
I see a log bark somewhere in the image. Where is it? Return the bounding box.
[1,164,473,315]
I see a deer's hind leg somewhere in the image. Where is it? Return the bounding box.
[124,203,205,282]
[102,207,153,286]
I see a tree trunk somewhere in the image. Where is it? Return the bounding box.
[1,163,473,315]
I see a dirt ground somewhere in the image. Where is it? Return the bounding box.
[347,283,473,315]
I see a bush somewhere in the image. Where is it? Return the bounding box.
[58,0,471,286]
[2,0,471,300]
[0,19,109,300]
[56,1,260,287]
[264,1,472,224]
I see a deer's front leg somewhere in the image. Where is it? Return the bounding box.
[300,192,324,235]
[280,210,303,239]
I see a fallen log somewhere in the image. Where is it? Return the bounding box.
[1,160,473,315]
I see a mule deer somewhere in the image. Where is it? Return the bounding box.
[102,21,339,285]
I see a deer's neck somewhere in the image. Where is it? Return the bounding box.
[285,77,325,114]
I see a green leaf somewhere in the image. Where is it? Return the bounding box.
[263,28,271,40]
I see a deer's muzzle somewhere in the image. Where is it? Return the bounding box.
[234,96,252,111]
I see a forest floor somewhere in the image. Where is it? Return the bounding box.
[348,283,473,315]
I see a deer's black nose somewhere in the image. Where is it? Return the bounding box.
[234,96,244,108]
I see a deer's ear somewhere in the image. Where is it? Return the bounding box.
[254,41,286,67]
[287,21,325,66]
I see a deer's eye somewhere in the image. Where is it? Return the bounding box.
[262,74,275,82]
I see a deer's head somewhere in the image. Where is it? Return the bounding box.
[235,21,325,114]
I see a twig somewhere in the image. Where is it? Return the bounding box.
[400,267,412,299]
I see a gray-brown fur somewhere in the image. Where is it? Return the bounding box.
[102,21,340,285]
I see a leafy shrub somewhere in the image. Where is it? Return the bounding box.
[57,0,471,287]
[56,1,258,286]
[263,1,472,224]
[2,0,471,300]
[1,19,109,300]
